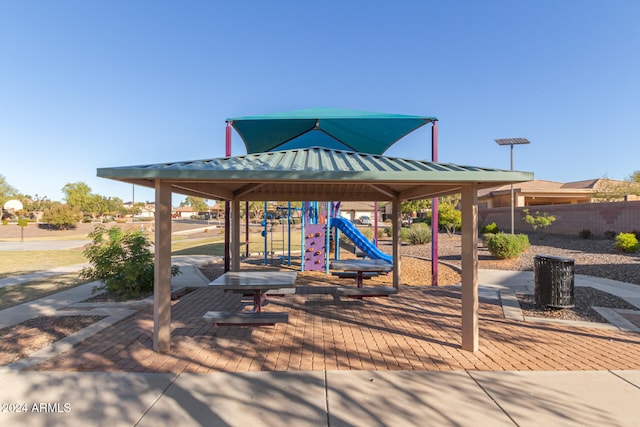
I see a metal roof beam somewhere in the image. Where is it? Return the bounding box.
[172,183,234,201]
[234,183,265,199]
[367,183,399,199]
[400,184,463,201]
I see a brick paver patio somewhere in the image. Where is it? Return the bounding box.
[29,274,640,373]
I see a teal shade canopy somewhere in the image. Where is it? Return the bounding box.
[227,107,437,155]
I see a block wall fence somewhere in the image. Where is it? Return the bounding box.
[478,200,640,237]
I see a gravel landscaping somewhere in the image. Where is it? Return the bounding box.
[389,232,640,286]
[380,232,640,323]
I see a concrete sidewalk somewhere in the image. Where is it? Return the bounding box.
[0,369,638,426]
[0,255,214,329]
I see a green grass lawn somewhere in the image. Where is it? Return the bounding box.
[171,231,304,256]
[0,250,88,279]
[0,229,306,310]
[0,272,90,311]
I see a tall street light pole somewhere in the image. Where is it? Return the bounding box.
[495,138,530,234]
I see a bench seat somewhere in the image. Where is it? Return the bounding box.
[331,271,380,279]
[336,286,397,298]
[232,288,296,297]
[203,311,289,326]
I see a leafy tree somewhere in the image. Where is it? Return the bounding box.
[106,197,127,217]
[22,194,52,216]
[87,195,124,220]
[181,196,209,212]
[594,176,640,201]
[0,174,20,206]
[522,209,556,233]
[62,182,93,212]
[41,202,82,229]
[61,182,125,220]
[129,201,147,218]
[438,197,462,235]
[402,199,431,220]
[250,201,264,220]
[81,225,181,298]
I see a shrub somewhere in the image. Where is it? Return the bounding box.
[41,202,81,229]
[579,229,593,239]
[614,232,639,253]
[487,232,530,259]
[81,225,181,298]
[360,227,374,241]
[438,202,462,235]
[482,233,496,245]
[604,230,617,240]
[480,222,500,234]
[406,223,432,245]
[522,209,556,232]
[412,216,430,224]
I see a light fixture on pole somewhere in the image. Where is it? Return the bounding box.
[495,137,530,234]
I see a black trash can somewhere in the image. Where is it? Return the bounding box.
[534,254,575,308]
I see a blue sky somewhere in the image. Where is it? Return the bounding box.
[1,1,639,205]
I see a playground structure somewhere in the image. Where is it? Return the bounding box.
[260,203,301,266]
[259,200,392,274]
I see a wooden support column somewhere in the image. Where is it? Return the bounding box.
[392,197,401,290]
[153,180,172,353]
[461,183,479,352]
[232,198,241,271]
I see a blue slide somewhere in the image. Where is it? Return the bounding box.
[330,217,393,264]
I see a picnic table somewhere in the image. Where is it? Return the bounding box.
[203,271,297,326]
[330,259,396,298]
[330,259,393,288]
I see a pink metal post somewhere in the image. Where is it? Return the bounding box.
[431,121,439,286]
[246,201,250,257]
[374,201,379,246]
[224,121,232,272]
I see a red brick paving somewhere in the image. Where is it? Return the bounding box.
[29,284,640,373]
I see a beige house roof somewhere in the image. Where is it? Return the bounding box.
[479,179,628,197]
[478,178,639,207]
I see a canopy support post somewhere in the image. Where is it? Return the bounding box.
[232,198,241,271]
[431,120,439,286]
[461,183,479,352]
[153,180,172,353]
[224,121,232,272]
[392,197,401,290]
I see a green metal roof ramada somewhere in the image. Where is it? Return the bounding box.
[98,111,534,353]
[98,147,533,202]
[227,107,437,155]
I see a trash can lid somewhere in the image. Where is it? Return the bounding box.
[535,254,575,263]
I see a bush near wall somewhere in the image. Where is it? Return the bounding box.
[479,201,640,237]
[487,233,530,259]
[406,223,432,245]
[614,232,639,253]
